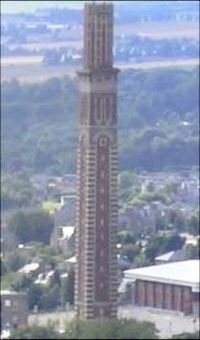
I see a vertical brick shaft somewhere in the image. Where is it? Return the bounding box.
[75,2,120,319]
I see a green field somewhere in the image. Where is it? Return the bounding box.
[1,58,199,83]
[42,201,63,214]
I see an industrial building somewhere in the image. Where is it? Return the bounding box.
[122,260,199,316]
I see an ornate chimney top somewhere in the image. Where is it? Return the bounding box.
[83,2,113,69]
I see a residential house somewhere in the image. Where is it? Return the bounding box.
[51,225,75,255]
[155,249,188,265]
[1,291,28,332]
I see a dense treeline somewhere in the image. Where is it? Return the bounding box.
[7,209,54,244]
[1,67,199,175]
[10,320,200,339]
[119,68,199,170]
[11,319,159,339]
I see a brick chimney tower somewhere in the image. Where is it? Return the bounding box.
[75,2,120,319]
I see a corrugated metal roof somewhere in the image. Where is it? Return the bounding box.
[124,260,200,291]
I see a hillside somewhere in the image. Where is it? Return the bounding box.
[1,67,199,175]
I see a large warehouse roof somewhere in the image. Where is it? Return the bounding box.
[124,260,200,292]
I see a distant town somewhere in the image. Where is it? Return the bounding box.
[1,169,199,337]
[1,1,199,82]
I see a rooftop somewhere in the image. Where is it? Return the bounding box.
[34,270,55,285]
[59,226,75,240]
[155,248,187,262]
[1,290,27,296]
[124,260,200,292]
[155,251,175,261]
[18,262,39,274]
[65,256,76,264]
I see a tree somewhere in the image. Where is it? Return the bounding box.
[8,209,54,244]
[61,269,75,307]
[1,172,34,209]
[10,317,159,339]
[119,172,138,191]
[64,318,159,339]
[2,68,198,175]
[41,283,61,310]
[28,284,44,310]
[155,215,167,231]
[1,260,7,276]
[117,230,136,244]
[169,332,200,339]
[121,244,141,262]
[188,211,199,235]
[77,319,119,339]
[32,243,58,268]
[168,209,186,231]
[11,274,33,292]
[117,319,159,339]
[11,323,62,339]
[134,253,150,267]
[161,234,186,253]
[49,268,61,287]
[185,244,199,260]
[145,234,185,263]
[3,250,27,272]
[27,281,61,311]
